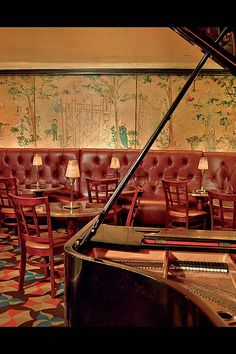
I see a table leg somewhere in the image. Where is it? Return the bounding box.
[68,219,77,237]
[197,198,203,210]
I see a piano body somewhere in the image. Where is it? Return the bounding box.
[64,27,236,327]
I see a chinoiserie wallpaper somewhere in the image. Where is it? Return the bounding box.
[0,73,235,151]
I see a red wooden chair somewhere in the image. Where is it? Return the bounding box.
[125,186,144,226]
[0,177,19,234]
[162,179,208,229]
[9,194,69,298]
[86,177,121,224]
[208,189,236,230]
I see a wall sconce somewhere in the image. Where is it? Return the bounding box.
[110,156,120,177]
[64,159,80,210]
[33,154,43,188]
[197,157,208,193]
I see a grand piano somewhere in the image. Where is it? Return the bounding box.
[64,27,236,327]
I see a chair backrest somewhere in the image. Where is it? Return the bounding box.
[126,186,144,226]
[208,190,236,230]
[162,179,189,213]
[86,177,119,204]
[0,177,18,208]
[9,194,53,245]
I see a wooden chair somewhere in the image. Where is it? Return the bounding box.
[9,194,69,298]
[0,177,19,234]
[86,177,121,224]
[208,190,236,230]
[162,179,208,229]
[125,186,144,226]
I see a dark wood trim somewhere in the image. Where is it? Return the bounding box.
[0,68,229,76]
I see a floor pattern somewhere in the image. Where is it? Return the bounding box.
[0,230,65,327]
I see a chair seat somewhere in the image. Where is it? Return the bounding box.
[26,231,69,249]
[170,209,208,218]
[1,206,15,213]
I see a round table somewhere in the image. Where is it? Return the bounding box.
[19,183,64,197]
[49,201,103,236]
[191,191,208,210]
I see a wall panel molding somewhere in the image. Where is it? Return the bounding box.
[0,68,229,76]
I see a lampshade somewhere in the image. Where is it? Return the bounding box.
[198,157,208,170]
[33,154,43,166]
[66,160,80,178]
[110,157,120,169]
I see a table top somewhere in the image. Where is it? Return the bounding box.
[19,183,64,193]
[48,201,103,218]
[191,191,208,198]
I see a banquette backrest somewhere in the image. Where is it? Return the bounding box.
[0,148,81,196]
[79,148,203,198]
[204,151,236,193]
[2,147,235,227]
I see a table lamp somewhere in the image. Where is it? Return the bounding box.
[197,157,208,193]
[110,156,120,177]
[33,154,43,188]
[64,159,80,210]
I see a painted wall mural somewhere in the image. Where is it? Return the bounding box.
[0,73,235,151]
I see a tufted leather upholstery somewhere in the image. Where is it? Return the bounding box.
[79,148,203,225]
[1,147,234,227]
[204,152,236,194]
[0,148,80,201]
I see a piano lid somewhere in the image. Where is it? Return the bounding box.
[172,27,236,76]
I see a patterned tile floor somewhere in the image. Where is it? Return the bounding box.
[0,229,65,327]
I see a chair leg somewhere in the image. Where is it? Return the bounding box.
[19,250,26,291]
[49,255,56,299]
[41,256,50,278]
[204,215,208,230]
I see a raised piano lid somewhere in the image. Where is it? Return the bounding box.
[172,27,236,76]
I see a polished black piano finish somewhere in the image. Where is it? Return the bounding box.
[64,220,227,327]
